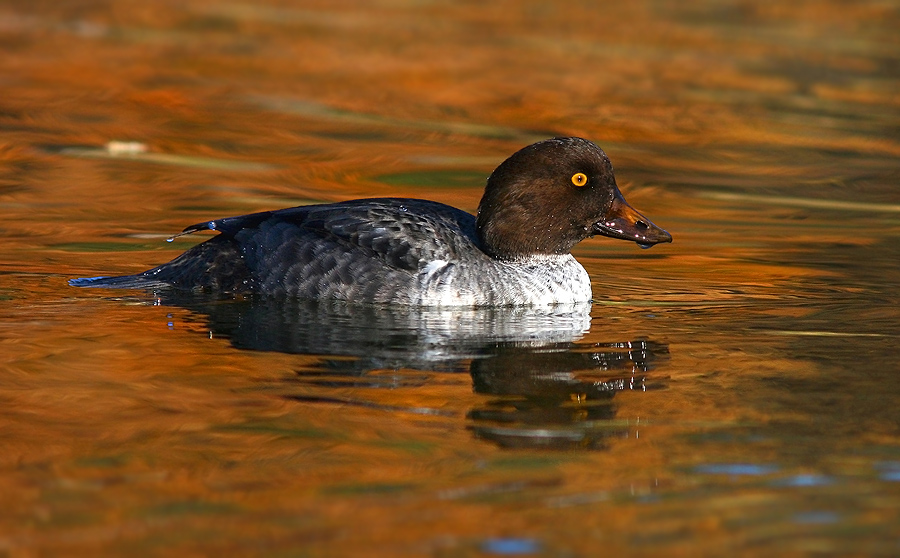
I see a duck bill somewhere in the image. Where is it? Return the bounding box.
[592,193,672,248]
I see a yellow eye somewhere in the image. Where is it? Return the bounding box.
[571,173,588,187]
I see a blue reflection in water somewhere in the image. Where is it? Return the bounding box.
[693,463,779,476]
[481,538,541,555]
[876,462,900,482]
[793,511,840,525]
[771,474,834,487]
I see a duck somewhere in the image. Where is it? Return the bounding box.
[70,137,672,306]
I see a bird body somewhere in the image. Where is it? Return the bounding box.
[71,138,672,307]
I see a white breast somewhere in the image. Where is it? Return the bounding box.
[414,254,592,307]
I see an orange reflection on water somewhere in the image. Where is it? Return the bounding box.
[1,0,899,555]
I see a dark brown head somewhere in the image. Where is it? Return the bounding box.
[476,137,672,260]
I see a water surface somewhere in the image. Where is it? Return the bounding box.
[1,1,899,555]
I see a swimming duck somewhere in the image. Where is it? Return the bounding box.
[70,137,672,306]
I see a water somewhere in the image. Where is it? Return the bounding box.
[2,1,900,555]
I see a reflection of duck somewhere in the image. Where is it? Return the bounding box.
[468,341,668,450]
[147,295,668,450]
[71,137,671,306]
[152,294,592,371]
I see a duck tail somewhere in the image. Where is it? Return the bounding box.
[68,274,172,289]
[68,234,251,292]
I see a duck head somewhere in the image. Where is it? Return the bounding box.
[476,137,672,260]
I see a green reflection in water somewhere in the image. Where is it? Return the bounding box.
[50,242,163,253]
[54,146,277,172]
[323,483,418,495]
[248,96,554,141]
[374,169,488,189]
